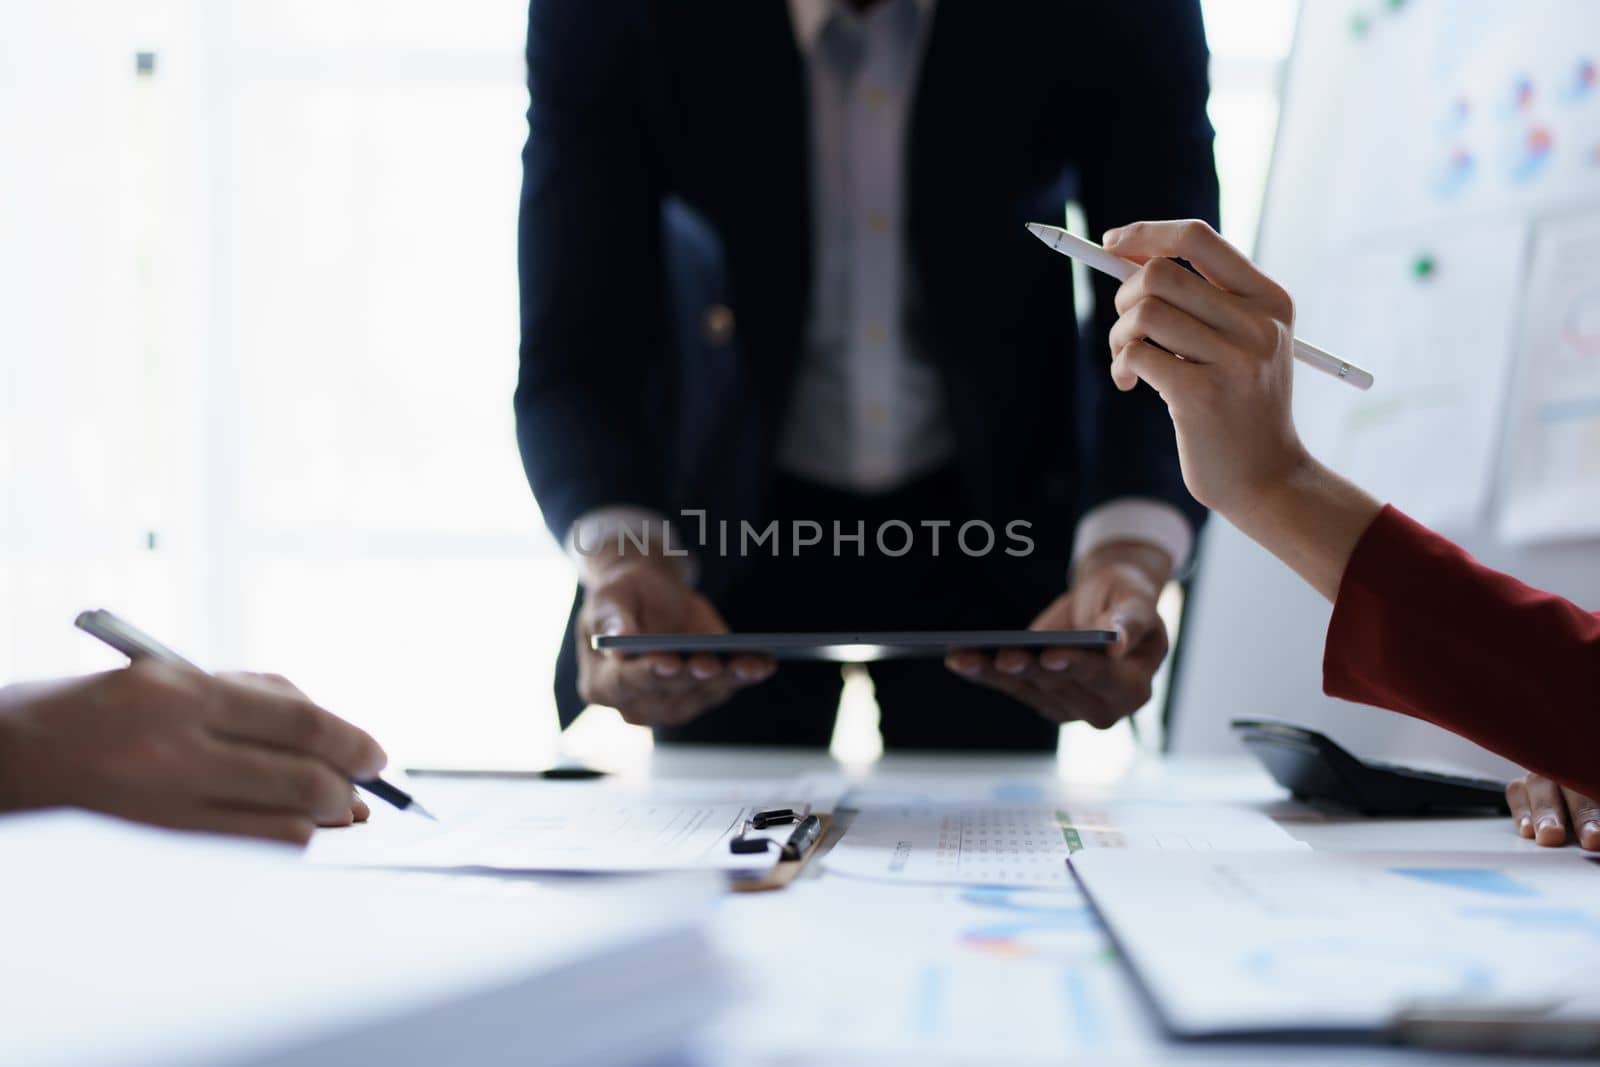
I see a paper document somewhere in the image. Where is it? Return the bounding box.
[1499,212,1600,544]
[1072,849,1600,1036]
[701,879,1365,1066]
[824,803,1305,887]
[310,776,840,874]
[316,798,782,873]
[700,879,1164,1063]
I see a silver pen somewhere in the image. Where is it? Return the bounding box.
[75,608,436,820]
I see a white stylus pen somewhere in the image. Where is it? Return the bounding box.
[1025,223,1375,391]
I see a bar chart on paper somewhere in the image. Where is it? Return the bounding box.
[823,803,1305,887]
[707,880,1158,1062]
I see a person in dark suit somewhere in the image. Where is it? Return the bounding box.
[515,0,1219,749]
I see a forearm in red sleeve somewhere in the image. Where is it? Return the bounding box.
[1324,505,1600,798]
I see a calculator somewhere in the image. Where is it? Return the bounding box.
[1232,719,1511,816]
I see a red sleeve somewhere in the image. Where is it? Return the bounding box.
[1324,505,1600,799]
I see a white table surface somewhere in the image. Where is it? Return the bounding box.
[330,749,1566,1066]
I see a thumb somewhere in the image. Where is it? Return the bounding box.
[1104,596,1157,659]
[587,589,640,638]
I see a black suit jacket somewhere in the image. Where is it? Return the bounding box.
[515,0,1219,724]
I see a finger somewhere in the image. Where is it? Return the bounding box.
[1114,256,1260,338]
[728,654,776,683]
[193,738,355,821]
[1102,219,1272,297]
[1031,649,1154,725]
[994,648,1033,675]
[220,671,305,698]
[1101,595,1159,660]
[591,654,710,709]
[1111,339,1202,399]
[998,665,1113,727]
[685,652,724,681]
[586,596,640,640]
[1108,343,1141,392]
[318,805,356,828]
[1560,786,1600,851]
[351,790,372,823]
[1027,592,1081,630]
[646,653,687,679]
[1526,775,1570,846]
[946,650,988,677]
[1039,646,1074,672]
[1108,296,1227,364]
[1040,646,1112,688]
[205,678,387,780]
[143,805,317,847]
[1506,778,1533,839]
[954,657,1102,726]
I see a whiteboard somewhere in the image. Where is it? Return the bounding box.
[1171,0,1600,773]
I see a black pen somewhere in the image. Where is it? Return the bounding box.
[404,766,607,781]
[75,609,437,821]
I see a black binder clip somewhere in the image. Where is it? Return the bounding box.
[729,819,775,855]
[751,807,801,829]
[729,814,823,861]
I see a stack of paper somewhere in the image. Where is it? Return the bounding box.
[2,811,728,1067]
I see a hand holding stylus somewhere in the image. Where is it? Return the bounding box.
[1100,220,1313,521]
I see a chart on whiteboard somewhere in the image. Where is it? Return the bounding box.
[1323,0,1600,242]
[1499,211,1600,544]
[1294,222,1528,531]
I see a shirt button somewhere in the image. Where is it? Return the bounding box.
[866,212,889,234]
[702,304,736,346]
[864,86,890,109]
[863,322,886,343]
[866,403,889,426]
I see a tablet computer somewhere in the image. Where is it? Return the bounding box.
[590,630,1118,662]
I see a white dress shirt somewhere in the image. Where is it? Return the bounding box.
[776,0,953,492]
[566,0,1193,582]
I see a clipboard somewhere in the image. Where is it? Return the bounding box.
[726,812,835,893]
